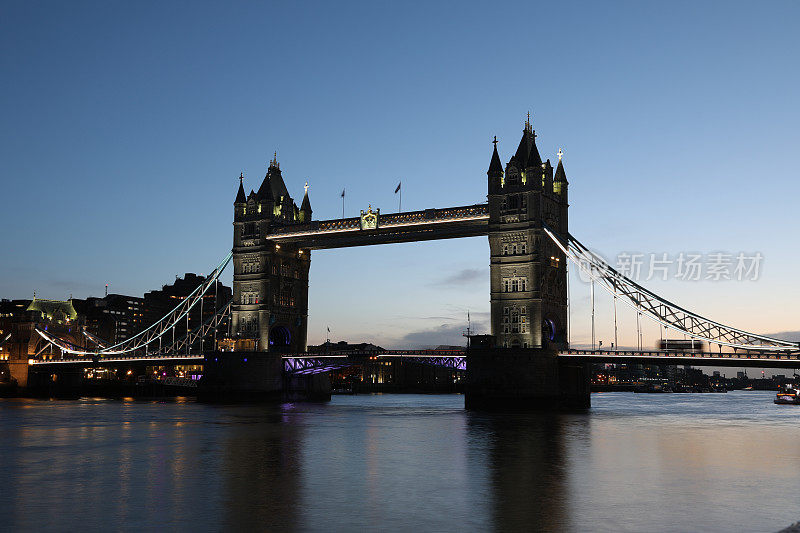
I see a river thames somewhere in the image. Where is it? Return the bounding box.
[1,391,798,532]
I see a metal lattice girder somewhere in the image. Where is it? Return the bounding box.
[283,356,354,375]
[282,352,468,375]
[155,299,232,357]
[377,355,466,370]
[543,226,799,352]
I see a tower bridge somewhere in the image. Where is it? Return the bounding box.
[22,115,799,407]
[230,117,569,354]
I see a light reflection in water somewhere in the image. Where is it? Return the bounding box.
[0,392,799,532]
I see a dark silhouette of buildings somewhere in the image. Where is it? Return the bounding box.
[0,273,231,387]
[73,294,144,344]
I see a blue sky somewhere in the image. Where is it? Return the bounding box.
[2,1,798,348]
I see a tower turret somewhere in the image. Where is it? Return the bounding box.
[234,173,247,227]
[487,137,503,194]
[235,173,246,204]
[511,116,534,170]
[299,181,312,222]
[267,153,290,201]
[523,114,543,189]
[554,149,568,197]
[554,149,569,234]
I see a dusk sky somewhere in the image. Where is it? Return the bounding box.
[2,1,798,349]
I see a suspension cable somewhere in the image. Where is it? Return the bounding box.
[543,226,798,352]
[35,252,232,356]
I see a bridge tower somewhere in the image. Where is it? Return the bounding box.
[231,156,311,353]
[487,116,569,349]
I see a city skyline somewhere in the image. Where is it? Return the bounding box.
[2,1,798,349]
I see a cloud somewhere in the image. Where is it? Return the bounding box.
[393,315,459,321]
[392,315,490,349]
[434,268,485,287]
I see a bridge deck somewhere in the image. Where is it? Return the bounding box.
[28,348,800,369]
[560,349,800,368]
[267,204,489,249]
[28,354,205,366]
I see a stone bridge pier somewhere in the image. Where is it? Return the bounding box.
[465,344,590,410]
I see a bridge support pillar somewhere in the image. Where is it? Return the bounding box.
[465,347,590,410]
[199,351,331,402]
[24,365,83,399]
[199,351,284,401]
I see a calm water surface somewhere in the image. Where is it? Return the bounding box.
[1,391,799,532]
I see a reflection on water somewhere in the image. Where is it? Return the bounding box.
[1,392,799,532]
[472,412,575,532]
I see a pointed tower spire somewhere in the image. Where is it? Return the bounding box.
[526,112,542,169]
[488,136,504,194]
[235,172,246,203]
[513,131,531,168]
[264,151,289,199]
[554,149,568,185]
[257,169,274,201]
[299,180,312,221]
[488,136,503,175]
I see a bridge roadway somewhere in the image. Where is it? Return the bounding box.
[284,349,800,373]
[27,348,800,371]
[267,204,489,249]
[560,349,800,368]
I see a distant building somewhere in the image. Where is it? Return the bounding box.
[0,297,85,387]
[307,340,463,392]
[307,340,383,353]
[72,294,145,345]
[25,297,78,324]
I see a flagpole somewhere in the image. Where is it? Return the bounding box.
[395,181,402,212]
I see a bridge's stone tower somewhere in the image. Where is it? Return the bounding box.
[487,117,569,349]
[231,156,312,353]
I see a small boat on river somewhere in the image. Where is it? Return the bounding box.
[774,385,800,405]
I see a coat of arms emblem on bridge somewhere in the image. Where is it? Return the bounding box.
[360,205,379,230]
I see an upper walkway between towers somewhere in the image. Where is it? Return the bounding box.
[264,203,489,249]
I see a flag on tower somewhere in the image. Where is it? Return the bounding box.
[341,189,345,198]
[394,182,401,194]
